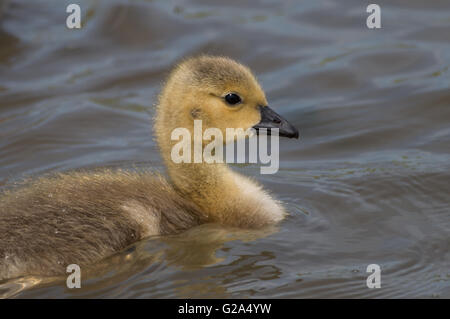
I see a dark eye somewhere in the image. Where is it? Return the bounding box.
[224,93,242,105]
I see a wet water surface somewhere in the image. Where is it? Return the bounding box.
[0,0,449,298]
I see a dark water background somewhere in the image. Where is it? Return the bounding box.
[0,0,449,298]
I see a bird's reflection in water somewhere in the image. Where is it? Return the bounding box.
[2,223,279,298]
[0,276,52,298]
[160,224,279,268]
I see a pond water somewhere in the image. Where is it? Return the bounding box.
[0,0,449,298]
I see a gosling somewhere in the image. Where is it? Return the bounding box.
[0,56,299,280]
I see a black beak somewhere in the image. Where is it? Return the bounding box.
[252,106,299,139]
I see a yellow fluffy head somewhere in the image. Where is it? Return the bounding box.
[155,55,267,148]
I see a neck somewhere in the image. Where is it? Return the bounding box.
[155,110,285,227]
[168,161,229,209]
[159,142,285,228]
